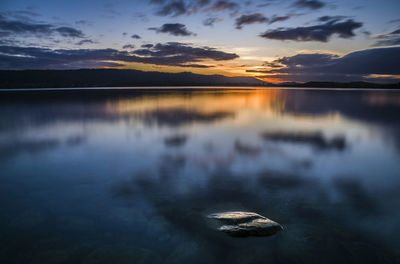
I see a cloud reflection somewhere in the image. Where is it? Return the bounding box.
[261,131,347,151]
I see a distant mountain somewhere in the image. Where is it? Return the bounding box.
[0,69,268,89]
[0,69,399,89]
[284,81,400,89]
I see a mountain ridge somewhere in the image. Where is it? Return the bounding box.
[0,69,399,89]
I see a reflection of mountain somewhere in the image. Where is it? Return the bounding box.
[282,90,400,124]
[1,89,400,151]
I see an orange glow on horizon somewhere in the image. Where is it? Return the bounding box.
[103,61,288,84]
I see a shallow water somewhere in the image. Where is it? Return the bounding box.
[0,88,400,264]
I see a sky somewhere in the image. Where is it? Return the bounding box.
[1,0,400,83]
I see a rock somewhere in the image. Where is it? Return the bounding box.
[208,211,283,237]
[219,218,283,237]
[207,211,264,224]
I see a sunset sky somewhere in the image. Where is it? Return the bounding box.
[1,0,400,83]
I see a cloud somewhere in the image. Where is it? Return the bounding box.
[0,42,239,69]
[141,44,154,48]
[150,0,236,16]
[203,17,222,27]
[293,0,325,10]
[131,34,141,39]
[122,44,135,49]
[373,28,400,47]
[153,0,188,16]
[318,15,347,22]
[55,26,85,38]
[248,47,400,82]
[207,0,238,11]
[76,39,95,45]
[269,15,292,24]
[148,23,195,36]
[0,10,40,22]
[132,42,238,60]
[235,13,268,29]
[0,13,85,38]
[260,18,363,42]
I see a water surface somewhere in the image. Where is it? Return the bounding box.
[1,88,400,263]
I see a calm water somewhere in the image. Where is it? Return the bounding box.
[0,88,400,264]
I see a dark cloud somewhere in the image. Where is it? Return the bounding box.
[76,39,95,45]
[154,0,188,16]
[141,44,154,48]
[150,0,237,16]
[248,47,400,82]
[0,18,50,35]
[132,42,238,61]
[0,14,85,38]
[391,29,400,34]
[318,15,347,22]
[260,19,363,42]
[0,42,239,69]
[131,34,141,39]
[373,37,400,47]
[122,44,135,49]
[207,0,238,11]
[373,28,400,47]
[149,23,195,36]
[269,15,292,24]
[235,13,268,29]
[293,0,325,10]
[55,26,85,38]
[203,17,222,27]
[262,61,284,68]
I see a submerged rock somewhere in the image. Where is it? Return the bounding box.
[208,211,283,237]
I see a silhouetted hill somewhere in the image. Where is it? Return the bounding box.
[284,81,400,89]
[0,69,399,89]
[0,69,267,88]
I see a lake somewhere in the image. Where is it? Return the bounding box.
[0,88,399,264]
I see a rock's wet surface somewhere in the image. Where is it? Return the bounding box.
[208,212,264,224]
[208,211,283,237]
